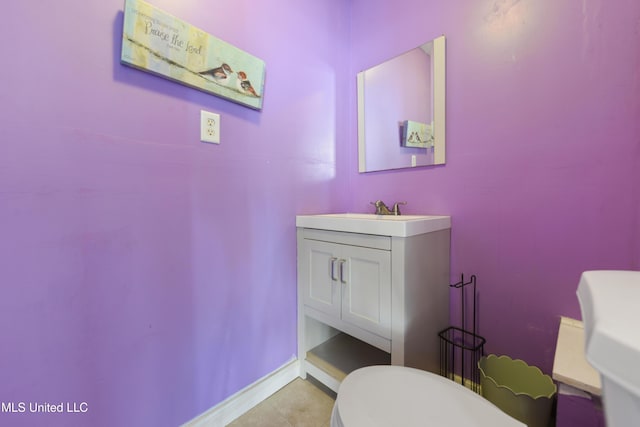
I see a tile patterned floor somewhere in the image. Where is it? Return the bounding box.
[227,378,335,427]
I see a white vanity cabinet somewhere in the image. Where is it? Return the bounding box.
[296,214,451,392]
[300,230,392,341]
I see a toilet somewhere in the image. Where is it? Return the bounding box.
[331,365,525,427]
[577,270,640,427]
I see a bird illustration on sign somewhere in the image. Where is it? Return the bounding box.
[199,63,234,84]
[198,65,261,97]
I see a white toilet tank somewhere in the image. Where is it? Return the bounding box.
[577,270,640,427]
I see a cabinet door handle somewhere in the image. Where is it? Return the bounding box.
[339,259,347,284]
[330,257,338,281]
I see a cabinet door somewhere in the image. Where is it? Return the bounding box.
[300,239,341,318]
[340,245,391,339]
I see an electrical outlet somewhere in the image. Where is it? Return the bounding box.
[200,110,220,144]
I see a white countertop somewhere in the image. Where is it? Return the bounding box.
[296,213,451,237]
[552,317,602,396]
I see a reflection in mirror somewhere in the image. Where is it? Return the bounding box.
[358,35,446,172]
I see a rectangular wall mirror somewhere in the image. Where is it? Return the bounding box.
[357,35,446,173]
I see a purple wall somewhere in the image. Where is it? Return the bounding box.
[0,1,349,426]
[1,1,639,426]
[349,0,640,373]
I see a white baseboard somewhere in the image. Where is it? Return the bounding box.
[181,357,301,427]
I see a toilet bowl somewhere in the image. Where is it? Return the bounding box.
[331,365,525,427]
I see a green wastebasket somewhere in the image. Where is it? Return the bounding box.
[478,354,556,427]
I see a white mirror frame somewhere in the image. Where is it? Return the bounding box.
[358,35,446,172]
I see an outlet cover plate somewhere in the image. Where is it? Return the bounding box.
[200,110,220,144]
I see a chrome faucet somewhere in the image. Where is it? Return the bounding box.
[371,200,392,215]
[370,200,407,216]
[392,201,407,215]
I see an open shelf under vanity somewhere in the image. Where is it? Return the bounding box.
[305,331,391,389]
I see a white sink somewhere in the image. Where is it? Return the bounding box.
[296,213,450,237]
